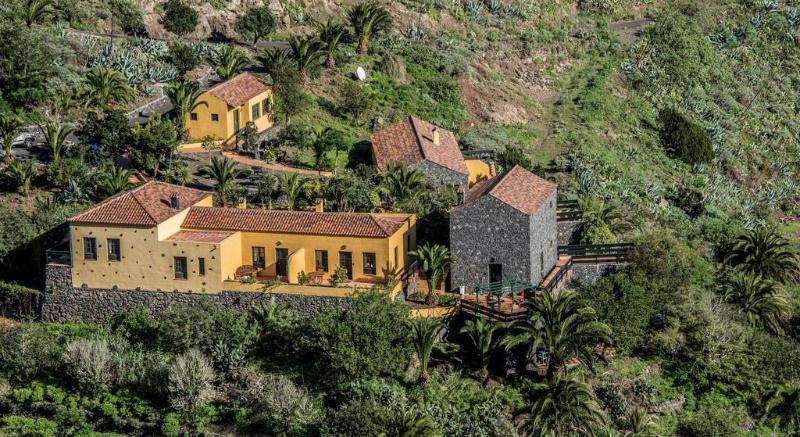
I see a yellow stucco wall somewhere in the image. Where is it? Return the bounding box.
[184,90,274,143]
[69,223,226,294]
[465,159,494,185]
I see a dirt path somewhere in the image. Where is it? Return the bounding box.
[222,152,332,177]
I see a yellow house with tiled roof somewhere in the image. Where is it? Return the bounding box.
[67,181,416,294]
[185,72,274,145]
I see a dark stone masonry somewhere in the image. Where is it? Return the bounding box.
[42,263,350,323]
[413,160,469,191]
[557,220,583,245]
[568,263,623,286]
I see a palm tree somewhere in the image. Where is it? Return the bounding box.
[198,156,242,206]
[625,406,654,436]
[459,318,502,381]
[725,227,800,282]
[719,270,792,334]
[289,36,325,83]
[6,160,36,198]
[22,0,54,27]
[763,383,800,432]
[580,199,631,244]
[210,46,251,81]
[278,173,306,210]
[522,375,606,436]
[97,165,133,196]
[348,2,392,55]
[0,112,23,163]
[318,20,346,68]
[502,290,612,377]
[256,47,292,78]
[39,123,74,162]
[256,172,279,209]
[81,67,135,109]
[165,80,202,133]
[409,243,456,306]
[380,163,426,207]
[407,317,445,385]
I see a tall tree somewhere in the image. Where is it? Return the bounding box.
[210,46,251,81]
[198,156,242,206]
[763,383,800,432]
[289,36,325,83]
[161,0,197,38]
[130,116,180,177]
[81,67,135,109]
[522,375,606,436]
[308,127,343,174]
[502,290,612,377]
[0,112,23,163]
[21,0,54,27]
[725,227,800,282]
[165,79,202,133]
[39,123,74,162]
[256,172,279,209]
[96,164,133,196]
[273,79,310,126]
[407,317,445,385]
[719,270,792,334]
[278,173,306,210]
[340,80,373,125]
[380,163,426,207]
[348,2,392,55]
[409,243,456,306]
[318,20,346,68]
[459,318,502,381]
[235,5,277,45]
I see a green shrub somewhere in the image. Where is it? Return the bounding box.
[658,108,713,165]
[161,412,180,437]
[0,323,62,383]
[110,0,146,36]
[304,290,410,385]
[1,416,58,437]
[161,0,198,37]
[0,281,40,318]
[582,273,654,354]
[110,306,160,348]
[677,393,747,437]
[238,370,321,434]
[166,42,200,75]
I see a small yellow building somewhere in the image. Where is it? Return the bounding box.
[68,181,416,295]
[185,72,274,146]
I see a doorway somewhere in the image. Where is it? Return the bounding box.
[489,263,503,283]
[275,248,288,278]
[339,251,353,279]
[233,109,240,133]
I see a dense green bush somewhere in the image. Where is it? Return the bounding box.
[0,323,62,383]
[110,0,146,36]
[161,0,198,37]
[109,306,160,348]
[582,273,654,354]
[1,416,59,436]
[658,108,714,165]
[304,290,410,384]
[63,338,113,394]
[677,393,747,437]
[159,301,257,374]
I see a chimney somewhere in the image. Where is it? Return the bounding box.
[169,193,180,210]
[488,161,497,177]
[237,197,247,209]
[432,127,440,145]
[315,198,324,213]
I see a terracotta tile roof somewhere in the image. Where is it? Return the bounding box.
[371,116,469,175]
[69,181,211,226]
[166,230,235,243]
[182,208,411,238]
[459,165,557,215]
[206,73,270,107]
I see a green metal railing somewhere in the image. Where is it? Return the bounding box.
[558,243,634,263]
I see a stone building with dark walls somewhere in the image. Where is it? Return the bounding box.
[371,116,472,190]
[450,165,558,291]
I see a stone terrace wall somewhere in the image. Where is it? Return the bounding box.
[413,160,469,191]
[568,263,624,287]
[42,263,350,323]
[557,220,583,245]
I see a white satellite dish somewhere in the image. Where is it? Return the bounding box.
[356,66,367,81]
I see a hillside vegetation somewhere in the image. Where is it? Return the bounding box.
[0,0,800,435]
